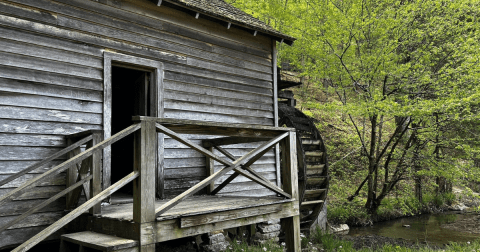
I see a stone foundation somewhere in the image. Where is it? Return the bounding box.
[253,219,281,244]
[200,231,229,252]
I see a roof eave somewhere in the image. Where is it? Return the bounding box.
[148,0,296,45]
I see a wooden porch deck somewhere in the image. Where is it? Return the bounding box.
[86,195,298,244]
[102,195,293,221]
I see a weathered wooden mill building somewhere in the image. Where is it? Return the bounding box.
[0,0,317,251]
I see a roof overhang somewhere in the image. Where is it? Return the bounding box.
[147,0,296,45]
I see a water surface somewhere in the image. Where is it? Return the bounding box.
[348,212,480,245]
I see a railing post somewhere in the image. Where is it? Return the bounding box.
[281,131,301,252]
[133,120,157,251]
[90,132,103,215]
[66,138,81,210]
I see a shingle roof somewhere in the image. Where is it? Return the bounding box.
[165,0,296,45]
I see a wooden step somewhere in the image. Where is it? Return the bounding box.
[306,164,325,175]
[301,139,321,145]
[301,200,325,206]
[306,177,327,187]
[61,231,138,252]
[305,151,323,157]
[304,189,326,199]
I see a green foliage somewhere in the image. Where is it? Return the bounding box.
[228,0,480,215]
[310,228,354,251]
[226,239,283,252]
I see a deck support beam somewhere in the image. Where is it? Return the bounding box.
[133,120,157,251]
[281,132,301,252]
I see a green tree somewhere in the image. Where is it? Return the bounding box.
[229,0,480,213]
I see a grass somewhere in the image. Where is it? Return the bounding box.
[224,232,480,252]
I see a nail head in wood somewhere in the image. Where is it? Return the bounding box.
[195,13,200,19]
[253,30,258,36]
[227,22,231,29]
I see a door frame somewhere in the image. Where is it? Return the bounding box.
[103,52,164,197]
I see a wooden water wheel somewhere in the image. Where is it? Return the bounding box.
[278,102,329,230]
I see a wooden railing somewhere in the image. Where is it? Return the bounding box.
[9,124,142,252]
[0,130,101,235]
[7,117,299,252]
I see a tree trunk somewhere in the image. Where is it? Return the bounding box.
[365,115,377,213]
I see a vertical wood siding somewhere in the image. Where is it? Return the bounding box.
[0,0,276,247]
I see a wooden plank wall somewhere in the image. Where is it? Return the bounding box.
[0,0,276,247]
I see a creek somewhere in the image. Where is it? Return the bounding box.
[347,212,480,245]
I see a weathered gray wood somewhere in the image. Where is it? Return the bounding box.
[0,51,102,80]
[0,1,57,24]
[0,175,92,234]
[3,0,271,73]
[164,100,273,119]
[51,0,272,55]
[281,132,301,252]
[0,135,91,188]
[180,203,282,228]
[55,14,270,74]
[214,146,275,185]
[0,25,102,57]
[164,90,273,111]
[21,0,272,56]
[164,71,272,94]
[272,40,281,188]
[0,212,63,230]
[115,0,272,51]
[155,131,289,217]
[0,105,102,125]
[0,92,102,114]
[154,201,297,243]
[0,186,64,201]
[0,133,65,147]
[206,146,215,194]
[0,121,101,138]
[210,146,287,197]
[164,81,273,104]
[142,117,293,137]
[133,121,156,224]
[66,142,81,209]
[203,137,269,148]
[0,123,140,207]
[0,37,102,69]
[90,133,102,215]
[0,77,103,101]
[12,171,139,252]
[103,52,112,191]
[164,110,273,125]
[0,225,64,250]
[62,231,139,252]
[0,198,65,217]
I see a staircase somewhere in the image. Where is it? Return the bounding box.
[60,231,138,252]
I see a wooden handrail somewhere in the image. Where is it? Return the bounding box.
[154,130,289,217]
[0,135,93,188]
[0,175,93,234]
[0,123,141,207]
[13,171,139,252]
[155,123,291,197]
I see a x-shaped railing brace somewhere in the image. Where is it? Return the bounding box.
[154,123,291,218]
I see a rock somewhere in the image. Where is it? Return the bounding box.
[402,225,410,228]
[200,242,228,252]
[448,203,468,211]
[328,223,349,234]
[258,224,281,233]
[253,231,281,240]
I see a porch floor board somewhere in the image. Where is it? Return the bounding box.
[100,195,293,221]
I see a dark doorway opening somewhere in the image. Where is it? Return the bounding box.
[111,66,151,195]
